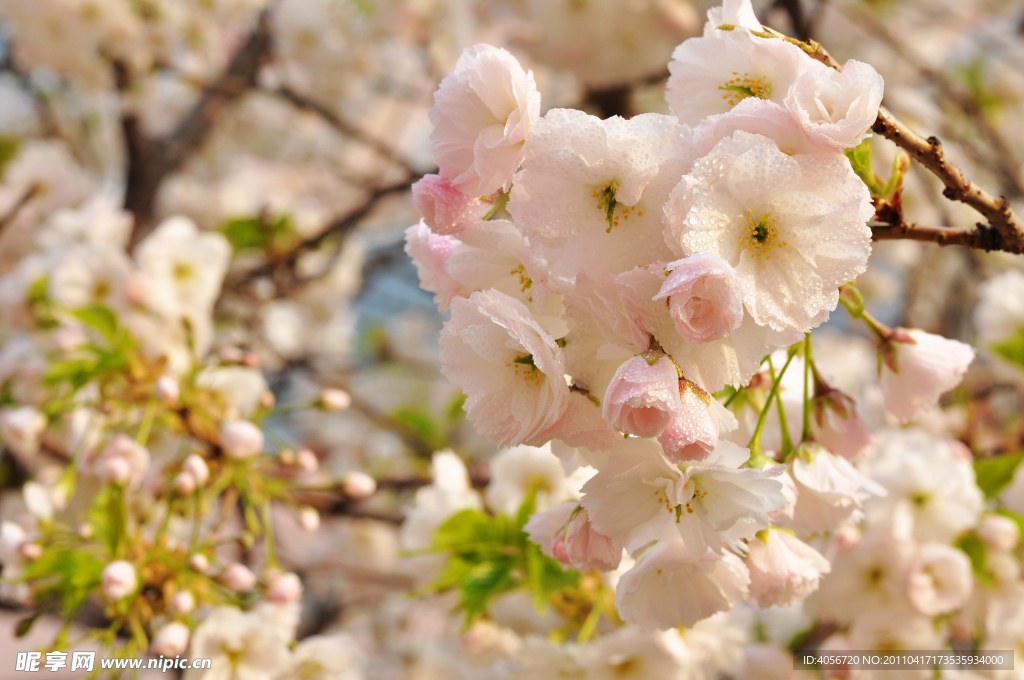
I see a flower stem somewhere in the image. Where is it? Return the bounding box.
[768,356,794,457]
[747,352,796,460]
[802,333,812,442]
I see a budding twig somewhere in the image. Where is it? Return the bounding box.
[871,221,1013,251]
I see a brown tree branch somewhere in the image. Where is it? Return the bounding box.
[0,183,41,238]
[871,222,1013,251]
[269,85,419,176]
[122,10,274,249]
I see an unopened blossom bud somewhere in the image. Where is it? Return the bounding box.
[20,542,42,560]
[412,174,491,235]
[550,533,570,565]
[220,563,257,592]
[242,353,260,368]
[296,448,319,473]
[183,454,210,487]
[978,514,1019,553]
[220,421,264,459]
[23,482,54,521]
[171,590,195,615]
[151,622,190,657]
[0,522,26,561]
[155,375,180,405]
[297,506,320,532]
[265,572,303,604]
[97,434,151,489]
[878,328,974,423]
[102,560,138,600]
[0,406,47,457]
[602,354,681,437]
[173,471,196,495]
[318,388,351,412]
[77,522,93,539]
[219,346,244,364]
[563,508,622,572]
[745,528,830,608]
[659,380,719,462]
[189,554,210,573]
[123,272,149,306]
[341,471,375,499]
[278,448,296,466]
[260,391,276,409]
[811,388,872,460]
[654,254,744,345]
[834,523,861,550]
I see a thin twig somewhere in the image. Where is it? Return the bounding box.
[871,222,1012,251]
[0,183,41,238]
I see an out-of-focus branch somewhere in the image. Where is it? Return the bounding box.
[122,10,274,249]
[871,222,1015,252]
[0,183,41,238]
[268,85,419,176]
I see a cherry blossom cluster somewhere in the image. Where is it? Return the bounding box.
[407,0,982,630]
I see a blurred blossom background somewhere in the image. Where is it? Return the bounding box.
[0,0,1023,678]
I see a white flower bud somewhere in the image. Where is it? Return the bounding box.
[977,515,1019,553]
[171,590,195,615]
[220,421,264,459]
[102,560,137,600]
[0,522,26,562]
[319,388,351,412]
[189,554,209,573]
[23,482,54,521]
[341,471,376,499]
[155,375,180,405]
[77,522,93,539]
[100,456,133,486]
[297,506,320,532]
[220,563,256,592]
[265,572,302,603]
[151,621,190,657]
[173,471,196,495]
[183,454,210,486]
[296,448,319,473]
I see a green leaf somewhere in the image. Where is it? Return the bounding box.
[956,533,993,588]
[68,304,120,346]
[991,330,1024,370]
[220,214,297,253]
[392,405,445,451]
[0,135,21,179]
[460,558,515,623]
[14,612,41,638]
[974,451,1024,500]
[845,140,881,195]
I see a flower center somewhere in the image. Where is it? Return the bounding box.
[719,72,772,106]
[510,354,542,383]
[592,181,642,233]
[738,210,786,260]
[509,264,532,293]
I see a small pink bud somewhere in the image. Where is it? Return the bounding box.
[812,389,872,460]
[20,542,42,560]
[219,346,244,364]
[297,506,320,532]
[260,391,276,409]
[189,554,210,573]
[265,572,303,603]
[654,254,744,345]
[279,448,296,465]
[183,454,210,486]
[978,515,1019,553]
[319,388,351,412]
[296,448,319,473]
[658,381,718,463]
[123,272,148,306]
[173,471,196,495]
[77,523,93,539]
[242,353,260,368]
[100,456,133,486]
[341,471,375,499]
[834,524,861,550]
[220,563,257,592]
[602,354,681,437]
[96,434,151,489]
[155,375,180,405]
[151,622,190,657]
[550,533,570,565]
[220,421,264,459]
[412,174,490,235]
[102,560,137,600]
[171,590,195,614]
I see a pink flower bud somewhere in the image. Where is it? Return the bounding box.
[171,590,195,615]
[550,533,570,564]
[341,471,376,499]
[220,421,264,459]
[654,254,744,345]
[219,346,244,364]
[151,622,190,657]
[319,388,351,412]
[77,523,93,539]
[563,508,622,572]
[20,542,42,560]
[296,448,319,473]
[189,554,210,573]
[100,456,133,486]
[811,389,872,460]
[260,391,276,409]
[602,354,681,437]
[879,329,974,423]
[278,448,296,465]
[220,563,257,592]
[155,375,180,405]
[978,515,1019,553]
[242,353,260,368]
[102,560,137,600]
[658,380,719,462]
[173,471,196,495]
[96,434,151,489]
[297,506,320,532]
[183,454,210,486]
[265,572,303,603]
[412,174,490,235]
